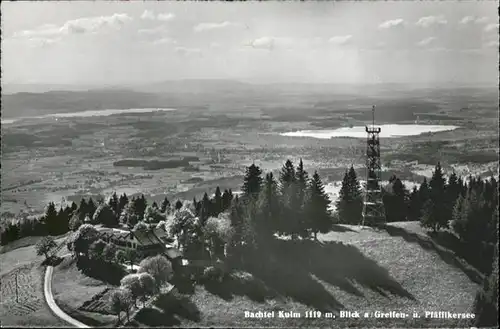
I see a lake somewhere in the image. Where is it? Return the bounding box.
[281,124,460,139]
[1,108,177,125]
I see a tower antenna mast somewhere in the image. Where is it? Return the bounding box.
[372,105,375,128]
[361,105,386,227]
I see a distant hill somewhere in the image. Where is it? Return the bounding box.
[2,80,497,119]
[131,79,261,94]
[1,89,176,119]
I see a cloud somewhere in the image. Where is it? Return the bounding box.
[138,25,168,35]
[328,35,352,45]
[245,36,297,50]
[460,16,475,24]
[175,47,202,56]
[193,21,242,32]
[244,36,325,51]
[157,13,175,22]
[27,37,62,48]
[13,13,133,38]
[460,16,489,25]
[475,17,489,24]
[427,47,449,52]
[13,25,62,38]
[152,37,177,45]
[484,23,499,32]
[141,10,156,20]
[416,15,447,28]
[248,37,275,50]
[485,40,499,48]
[378,19,404,29]
[141,10,175,22]
[416,36,436,47]
[459,49,483,54]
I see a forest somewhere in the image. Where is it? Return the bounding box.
[1,159,497,327]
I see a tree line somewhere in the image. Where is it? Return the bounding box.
[0,192,182,246]
[335,162,498,275]
[5,158,497,327]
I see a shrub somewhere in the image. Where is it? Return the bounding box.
[202,266,225,283]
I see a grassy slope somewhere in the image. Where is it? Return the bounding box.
[135,222,479,328]
[1,222,481,328]
[0,234,72,326]
[0,234,68,276]
[51,257,117,327]
[0,232,71,255]
[0,261,66,327]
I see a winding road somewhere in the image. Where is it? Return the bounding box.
[44,255,90,328]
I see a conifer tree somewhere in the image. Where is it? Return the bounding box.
[256,173,281,240]
[336,166,363,225]
[393,178,409,220]
[221,189,233,212]
[227,196,245,264]
[421,162,448,232]
[195,197,203,217]
[296,159,310,238]
[451,194,466,237]
[229,196,243,235]
[175,200,183,211]
[108,192,119,215]
[306,171,332,240]
[118,193,129,216]
[418,178,430,206]
[383,176,408,222]
[42,202,59,235]
[87,198,97,218]
[347,166,363,204]
[78,198,88,221]
[241,199,258,251]
[213,186,223,216]
[56,206,70,234]
[279,159,300,238]
[457,176,466,197]
[71,201,78,213]
[64,204,73,219]
[200,193,211,224]
[133,195,148,219]
[160,196,170,213]
[445,172,461,224]
[57,206,65,231]
[473,214,498,328]
[336,170,351,224]
[242,164,263,200]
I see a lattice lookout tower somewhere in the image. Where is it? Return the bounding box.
[361,106,386,226]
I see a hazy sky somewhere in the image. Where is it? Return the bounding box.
[2,1,498,86]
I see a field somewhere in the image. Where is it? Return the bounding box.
[0,234,73,326]
[1,84,498,218]
[0,257,66,326]
[129,222,480,328]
